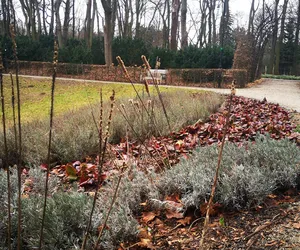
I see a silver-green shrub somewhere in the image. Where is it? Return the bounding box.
[157,134,300,210]
[0,166,153,249]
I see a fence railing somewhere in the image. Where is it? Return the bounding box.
[5,61,248,88]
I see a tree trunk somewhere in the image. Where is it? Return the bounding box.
[101,0,117,66]
[170,0,180,51]
[72,0,75,38]
[274,0,288,75]
[212,0,217,44]
[267,0,279,74]
[55,0,64,47]
[198,0,207,47]
[292,0,300,75]
[135,0,145,38]
[219,0,229,48]
[248,0,255,34]
[85,0,92,46]
[35,0,42,39]
[49,0,54,35]
[63,0,71,44]
[42,0,48,35]
[181,0,188,49]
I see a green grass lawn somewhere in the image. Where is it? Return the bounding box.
[0,75,224,164]
[262,74,300,80]
[1,76,175,124]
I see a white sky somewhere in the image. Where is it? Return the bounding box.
[13,0,288,39]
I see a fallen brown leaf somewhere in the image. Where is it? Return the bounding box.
[141,211,159,224]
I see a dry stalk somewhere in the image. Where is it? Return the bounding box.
[81,90,115,250]
[0,52,11,250]
[116,56,162,137]
[93,165,126,249]
[10,73,18,149]
[98,89,103,165]
[38,40,58,250]
[118,105,166,170]
[10,24,22,250]
[141,55,171,133]
[199,89,235,249]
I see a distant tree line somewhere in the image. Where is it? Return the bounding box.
[1,0,300,76]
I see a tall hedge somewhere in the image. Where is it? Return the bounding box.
[0,35,234,69]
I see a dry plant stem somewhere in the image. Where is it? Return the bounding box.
[243,212,287,242]
[38,41,58,250]
[10,73,18,148]
[199,94,234,249]
[10,25,22,250]
[118,106,166,169]
[0,53,11,250]
[141,55,171,133]
[93,169,125,249]
[98,89,103,165]
[81,91,115,250]
[116,56,162,137]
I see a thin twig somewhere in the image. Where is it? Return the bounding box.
[10,73,18,150]
[93,168,126,249]
[81,91,115,250]
[0,52,11,250]
[118,105,166,170]
[141,55,171,133]
[116,56,162,137]
[10,24,22,250]
[38,40,58,249]
[244,212,287,242]
[199,89,235,249]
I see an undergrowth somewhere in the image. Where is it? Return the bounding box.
[157,134,300,209]
[0,135,299,249]
[0,90,222,165]
[0,167,152,249]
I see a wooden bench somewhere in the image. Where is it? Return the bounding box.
[144,70,162,84]
[142,69,168,85]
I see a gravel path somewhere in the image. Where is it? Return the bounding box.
[174,78,300,112]
[11,75,300,112]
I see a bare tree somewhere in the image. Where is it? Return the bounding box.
[274,0,289,74]
[101,0,118,65]
[54,0,63,46]
[267,0,279,74]
[292,0,300,74]
[197,0,208,47]
[234,0,275,81]
[170,0,180,50]
[85,0,97,48]
[117,0,133,38]
[181,0,188,48]
[135,0,146,38]
[1,0,10,35]
[208,0,217,45]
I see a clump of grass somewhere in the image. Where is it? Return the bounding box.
[262,74,300,80]
[0,90,223,165]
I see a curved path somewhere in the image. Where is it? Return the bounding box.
[10,75,300,112]
[182,78,300,112]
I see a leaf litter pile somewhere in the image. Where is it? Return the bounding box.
[30,96,300,249]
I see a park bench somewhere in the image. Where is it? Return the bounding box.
[143,69,168,85]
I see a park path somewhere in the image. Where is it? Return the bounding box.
[185,78,300,112]
[13,75,300,112]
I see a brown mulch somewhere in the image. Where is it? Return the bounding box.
[124,191,300,249]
